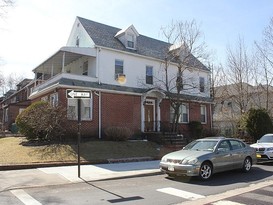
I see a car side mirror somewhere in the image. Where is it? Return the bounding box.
[216,148,225,153]
[257,140,260,143]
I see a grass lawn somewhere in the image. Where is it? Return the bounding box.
[0,136,173,165]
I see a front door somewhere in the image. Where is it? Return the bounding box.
[144,100,155,131]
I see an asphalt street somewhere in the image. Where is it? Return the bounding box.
[1,161,273,204]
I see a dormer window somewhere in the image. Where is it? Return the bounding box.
[127,34,135,49]
[115,25,139,50]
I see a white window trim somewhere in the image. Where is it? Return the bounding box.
[126,33,136,50]
[170,103,189,124]
[200,104,207,124]
[67,95,93,121]
[50,93,58,107]
[146,65,153,85]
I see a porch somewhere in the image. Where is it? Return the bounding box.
[31,46,98,94]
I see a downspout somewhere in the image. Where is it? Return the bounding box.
[94,91,101,139]
[95,47,102,139]
[96,47,101,84]
[210,103,213,130]
[141,95,145,132]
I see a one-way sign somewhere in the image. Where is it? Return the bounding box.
[66,89,91,99]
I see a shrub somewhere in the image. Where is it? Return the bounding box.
[246,108,273,142]
[104,126,132,141]
[189,121,203,139]
[16,101,67,142]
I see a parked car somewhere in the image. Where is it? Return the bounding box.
[250,133,273,162]
[159,137,257,180]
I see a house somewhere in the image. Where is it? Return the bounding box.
[0,79,33,131]
[213,83,273,137]
[2,17,213,139]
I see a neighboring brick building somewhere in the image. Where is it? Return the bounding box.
[1,17,213,139]
[0,79,33,131]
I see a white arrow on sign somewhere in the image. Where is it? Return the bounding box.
[67,90,91,98]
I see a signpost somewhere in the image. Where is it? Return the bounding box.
[66,90,91,178]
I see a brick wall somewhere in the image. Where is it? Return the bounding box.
[160,99,212,139]
[101,92,141,136]
[55,89,141,138]
[29,88,212,140]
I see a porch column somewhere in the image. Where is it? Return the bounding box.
[156,100,161,132]
[62,52,65,73]
[141,96,145,132]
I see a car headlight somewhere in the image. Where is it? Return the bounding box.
[181,158,198,165]
[161,157,167,162]
[266,147,273,151]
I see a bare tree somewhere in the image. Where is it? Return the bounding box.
[159,20,209,132]
[225,37,253,115]
[0,0,14,18]
[254,17,273,114]
[0,73,23,96]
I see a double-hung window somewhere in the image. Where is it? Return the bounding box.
[115,59,124,78]
[50,93,58,107]
[199,77,205,93]
[200,105,207,123]
[67,97,93,121]
[146,66,153,85]
[170,103,189,123]
[127,34,134,48]
[180,104,189,123]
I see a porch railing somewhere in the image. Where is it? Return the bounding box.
[144,121,174,132]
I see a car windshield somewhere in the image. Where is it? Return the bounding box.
[259,135,273,143]
[183,140,218,151]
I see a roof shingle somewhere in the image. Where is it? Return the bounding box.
[78,17,209,71]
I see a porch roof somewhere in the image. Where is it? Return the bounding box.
[29,76,213,103]
[32,47,97,74]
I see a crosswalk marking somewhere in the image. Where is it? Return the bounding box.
[157,187,205,200]
[10,189,42,205]
[212,200,246,205]
[239,192,273,204]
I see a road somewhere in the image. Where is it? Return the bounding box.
[1,162,273,204]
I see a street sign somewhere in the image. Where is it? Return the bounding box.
[66,89,91,99]
[66,89,91,178]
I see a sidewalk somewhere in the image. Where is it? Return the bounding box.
[0,160,161,192]
[38,160,161,182]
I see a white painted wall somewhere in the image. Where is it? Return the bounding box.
[66,18,95,47]
[97,48,211,97]
[64,17,211,98]
[64,56,96,77]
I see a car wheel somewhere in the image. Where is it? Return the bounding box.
[242,157,252,172]
[167,173,176,178]
[199,162,212,180]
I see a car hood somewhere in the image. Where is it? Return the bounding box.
[162,149,212,160]
[251,143,273,148]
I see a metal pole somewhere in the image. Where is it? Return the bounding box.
[77,99,81,178]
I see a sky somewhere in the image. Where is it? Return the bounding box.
[0,0,272,80]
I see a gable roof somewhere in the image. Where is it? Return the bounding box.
[114,24,139,38]
[77,17,209,72]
